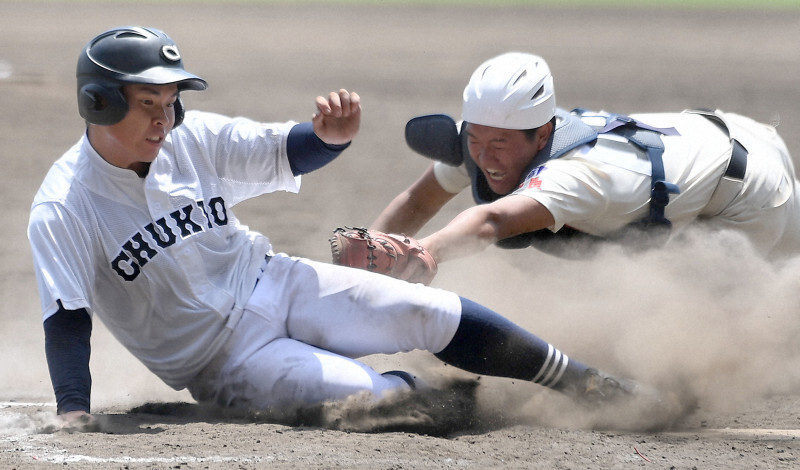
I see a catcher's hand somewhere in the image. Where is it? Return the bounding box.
[329,227,438,285]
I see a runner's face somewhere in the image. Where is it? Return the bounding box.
[91,83,179,176]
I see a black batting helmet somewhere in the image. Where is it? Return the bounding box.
[77,26,207,126]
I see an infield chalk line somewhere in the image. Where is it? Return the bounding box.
[34,454,269,464]
[671,428,800,439]
[0,402,54,408]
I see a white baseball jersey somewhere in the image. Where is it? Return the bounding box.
[28,110,300,388]
[434,110,800,256]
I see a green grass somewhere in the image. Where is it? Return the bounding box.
[10,0,800,9]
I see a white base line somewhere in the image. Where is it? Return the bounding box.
[670,428,800,438]
[0,402,55,408]
[38,455,269,464]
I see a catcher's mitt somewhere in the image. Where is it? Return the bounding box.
[329,227,438,285]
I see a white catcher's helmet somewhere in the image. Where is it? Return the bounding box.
[462,52,556,130]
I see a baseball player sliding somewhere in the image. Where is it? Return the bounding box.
[331,52,800,285]
[27,27,682,433]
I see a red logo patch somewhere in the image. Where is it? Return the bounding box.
[519,166,546,190]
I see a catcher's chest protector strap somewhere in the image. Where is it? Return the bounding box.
[579,110,681,229]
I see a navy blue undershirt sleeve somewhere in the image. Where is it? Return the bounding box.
[286,122,350,176]
[43,302,92,415]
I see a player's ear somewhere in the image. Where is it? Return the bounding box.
[534,121,554,152]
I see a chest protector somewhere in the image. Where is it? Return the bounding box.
[404,108,680,256]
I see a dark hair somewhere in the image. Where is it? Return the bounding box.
[522,116,556,141]
[522,127,540,141]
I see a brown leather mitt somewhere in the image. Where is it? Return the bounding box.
[329,227,438,285]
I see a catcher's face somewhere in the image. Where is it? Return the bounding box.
[88,83,179,177]
[465,123,550,195]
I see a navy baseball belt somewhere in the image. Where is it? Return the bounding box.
[689,109,749,217]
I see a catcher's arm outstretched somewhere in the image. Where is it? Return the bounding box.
[371,164,456,236]
[331,194,553,283]
[334,177,555,283]
[418,194,555,263]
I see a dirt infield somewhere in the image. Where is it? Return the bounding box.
[3,2,800,468]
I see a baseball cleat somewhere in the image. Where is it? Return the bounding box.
[577,368,639,403]
[381,370,430,391]
[572,368,694,431]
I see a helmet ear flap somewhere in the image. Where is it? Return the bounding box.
[173,96,185,127]
[78,81,128,126]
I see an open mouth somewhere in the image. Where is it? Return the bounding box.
[485,168,505,181]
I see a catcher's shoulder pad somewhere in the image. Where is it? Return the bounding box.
[404,114,464,166]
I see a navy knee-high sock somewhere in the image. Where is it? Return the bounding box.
[435,297,590,392]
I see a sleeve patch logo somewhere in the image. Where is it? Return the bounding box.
[519,165,546,190]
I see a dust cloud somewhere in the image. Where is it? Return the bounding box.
[433,225,800,429]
